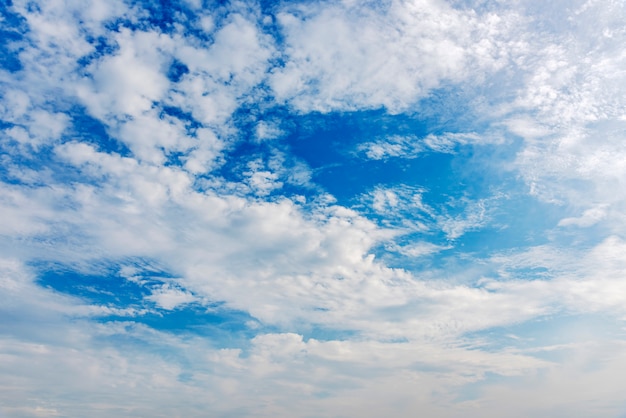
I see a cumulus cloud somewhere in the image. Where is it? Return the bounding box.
[270,0,513,113]
[147,283,196,310]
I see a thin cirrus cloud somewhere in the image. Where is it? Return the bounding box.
[1,0,626,417]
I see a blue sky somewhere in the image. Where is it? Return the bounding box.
[1,0,626,417]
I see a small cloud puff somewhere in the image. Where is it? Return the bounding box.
[558,204,608,228]
[146,283,196,310]
[255,120,284,142]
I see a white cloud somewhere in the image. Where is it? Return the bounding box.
[498,0,626,237]
[0,89,31,121]
[438,197,490,240]
[364,185,503,242]
[487,235,626,316]
[558,204,608,228]
[367,185,433,228]
[0,257,563,418]
[0,88,70,151]
[147,283,196,310]
[423,132,486,153]
[255,120,284,141]
[182,128,225,174]
[270,0,515,112]
[78,29,173,119]
[466,339,626,418]
[394,241,452,258]
[3,1,276,177]
[242,158,284,196]
[359,132,499,160]
[172,13,276,125]
[359,135,424,160]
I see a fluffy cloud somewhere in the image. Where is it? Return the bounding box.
[270,0,513,113]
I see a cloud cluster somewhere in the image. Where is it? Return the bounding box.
[270,0,514,113]
[503,0,626,228]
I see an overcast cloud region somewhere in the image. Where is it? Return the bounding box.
[1,0,626,417]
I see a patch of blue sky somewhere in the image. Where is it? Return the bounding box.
[159,103,203,131]
[298,324,358,343]
[66,105,132,156]
[0,109,130,187]
[118,0,256,41]
[133,305,253,332]
[1,143,72,187]
[452,194,562,250]
[224,106,469,205]
[76,35,120,68]
[214,110,313,196]
[0,149,34,185]
[257,0,286,45]
[33,261,162,307]
[283,113,493,198]
[283,112,434,195]
[217,101,563,276]
[130,0,185,32]
[452,371,524,404]
[34,260,263,344]
[232,102,291,139]
[0,1,28,72]
[111,0,199,34]
[166,59,190,83]
[215,141,274,181]
[101,306,259,345]
[463,313,626,357]
[364,191,565,281]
